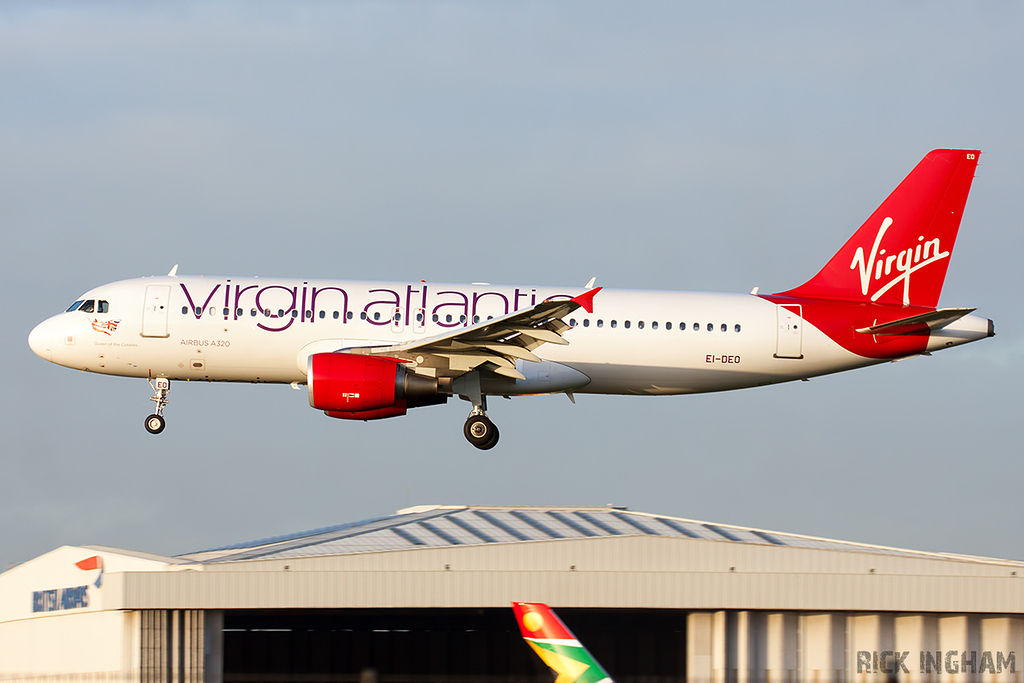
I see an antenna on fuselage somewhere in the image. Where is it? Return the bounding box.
[167,264,179,277]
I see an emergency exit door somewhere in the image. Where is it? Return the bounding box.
[775,304,803,359]
[141,285,171,338]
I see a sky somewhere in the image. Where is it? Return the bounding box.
[2,2,1023,571]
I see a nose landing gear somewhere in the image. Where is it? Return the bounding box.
[145,378,170,435]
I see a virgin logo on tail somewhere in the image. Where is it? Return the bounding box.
[851,217,950,305]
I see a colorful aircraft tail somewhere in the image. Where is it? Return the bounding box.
[777,149,980,308]
[512,602,614,683]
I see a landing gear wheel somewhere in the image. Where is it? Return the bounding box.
[144,414,166,435]
[464,415,499,450]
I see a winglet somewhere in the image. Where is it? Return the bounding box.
[167,264,179,277]
[571,287,602,314]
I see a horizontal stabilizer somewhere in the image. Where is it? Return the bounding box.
[856,307,975,336]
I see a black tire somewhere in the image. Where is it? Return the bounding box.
[464,415,498,450]
[145,414,166,435]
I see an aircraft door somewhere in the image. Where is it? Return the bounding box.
[141,285,171,338]
[774,304,803,359]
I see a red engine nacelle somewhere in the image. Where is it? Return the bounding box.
[307,353,446,421]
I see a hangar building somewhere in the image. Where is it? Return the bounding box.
[2,505,1023,683]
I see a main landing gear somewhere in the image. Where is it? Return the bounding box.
[464,408,499,450]
[145,377,170,435]
[454,372,500,450]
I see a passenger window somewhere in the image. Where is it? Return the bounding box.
[652,321,658,330]
[80,300,95,313]
[679,322,685,330]
[611,320,617,328]
[638,321,645,329]
[264,308,271,317]
[735,324,741,333]
[181,306,188,315]
[446,314,452,323]
[236,308,243,317]
[278,309,285,318]
[597,319,604,328]
[222,308,229,316]
[569,318,576,327]
[395,312,402,322]
[196,307,203,316]
[707,323,714,332]
[583,319,590,328]
[98,300,109,313]
[360,311,367,320]
[665,322,672,330]
[473,315,480,323]
[209,307,216,316]
[373,312,380,321]
[432,314,439,322]
[459,315,466,323]
[347,311,354,320]
[291,310,298,318]
[624,320,631,329]
[721,323,727,332]
[416,312,424,322]
[66,300,84,312]
[693,322,699,331]
[319,311,325,319]
[251,309,257,317]
[332,311,339,319]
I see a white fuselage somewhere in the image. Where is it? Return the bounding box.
[28,276,992,397]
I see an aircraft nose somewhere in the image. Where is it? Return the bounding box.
[28,317,59,361]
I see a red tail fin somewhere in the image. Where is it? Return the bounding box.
[778,149,979,308]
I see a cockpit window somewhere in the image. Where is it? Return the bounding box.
[79,300,95,313]
[66,300,84,312]
[97,300,109,313]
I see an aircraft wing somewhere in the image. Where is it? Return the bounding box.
[345,288,602,380]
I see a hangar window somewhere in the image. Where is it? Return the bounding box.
[66,300,84,312]
[79,300,95,313]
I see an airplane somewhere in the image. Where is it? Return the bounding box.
[512,601,614,683]
[28,149,993,449]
